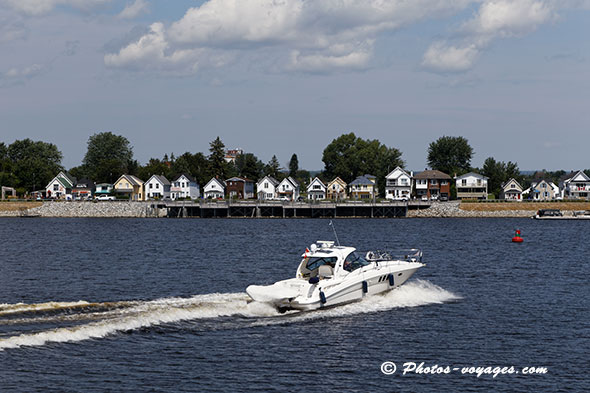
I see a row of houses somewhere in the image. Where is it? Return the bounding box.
[44,168,590,202]
[46,172,200,201]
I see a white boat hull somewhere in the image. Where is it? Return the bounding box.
[247,261,423,312]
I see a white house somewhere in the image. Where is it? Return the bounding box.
[145,175,171,200]
[256,175,279,200]
[385,167,413,200]
[455,172,489,200]
[45,171,75,199]
[171,174,200,200]
[500,178,523,201]
[560,170,590,200]
[307,177,327,200]
[203,177,225,199]
[277,177,300,201]
[525,179,559,201]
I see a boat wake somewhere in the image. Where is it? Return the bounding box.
[0,280,459,351]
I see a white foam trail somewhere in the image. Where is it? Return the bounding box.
[0,301,96,316]
[252,279,461,326]
[0,281,459,351]
[0,293,277,351]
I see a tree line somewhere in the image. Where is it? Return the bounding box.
[1,132,588,198]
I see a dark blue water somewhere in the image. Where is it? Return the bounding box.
[0,218,588,392]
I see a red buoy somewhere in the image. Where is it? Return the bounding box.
[512,229,523,243]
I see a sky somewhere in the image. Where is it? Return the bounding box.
[1,0,589,172]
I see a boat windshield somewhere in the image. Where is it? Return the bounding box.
[343,252,369,272]
[305,257,337,271]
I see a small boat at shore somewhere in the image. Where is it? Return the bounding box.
[246,240,424,312]
[533,209,590,220]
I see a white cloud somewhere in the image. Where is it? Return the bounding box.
[463,0,555,37]
[0,63,45,87]
[0,0,111,16]
[422,42,479,73]
[422,0,558,73]
[105,0,475,74]
[104,22,233,74]
[118,0,149,20]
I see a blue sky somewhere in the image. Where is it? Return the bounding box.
[1,0,589,172]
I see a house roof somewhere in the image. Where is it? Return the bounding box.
[116,174,144,186]
[226,177,254,183]
[349,175,376,186]
[279,176,299,188]
[148,174,170,185]
[501,178,523,190]
[386,166,411,179]
[414,170,451,180]
[455,172,489,180]
[74,178,94,188]
[561,170,590,183]
[328,177,347,186]
[257,175,279,187]
[307,177,327,191]
[205,177,225,189]
[174,173,196,183]
[47,171,76,189]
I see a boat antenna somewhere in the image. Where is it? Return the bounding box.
[329,220,341,246]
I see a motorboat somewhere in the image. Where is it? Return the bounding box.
[246,240,424,312]
[533,209,590,220]
[533,209,563,219]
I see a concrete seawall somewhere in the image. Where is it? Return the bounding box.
[0,200,583,218]
[0,201,165,218]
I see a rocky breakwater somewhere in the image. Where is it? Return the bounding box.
[407,201,534,218]
[24,201,166,218]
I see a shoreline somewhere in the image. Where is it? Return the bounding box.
[1,200,588,218]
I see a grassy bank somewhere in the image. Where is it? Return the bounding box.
[0,201,42,211]
[460,201,590,211]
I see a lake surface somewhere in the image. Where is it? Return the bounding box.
[0,217,588,392]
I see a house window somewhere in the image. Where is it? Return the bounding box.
[156,183,159,189]
[441,180,448,185]
[264,182,268,189]
[53,184,59,191]
[149,183,153,189]
[477,179,481,185]
[431,180,438,185]
[313,185,320,190]
[461,179,466,186]
[511,184,515,188]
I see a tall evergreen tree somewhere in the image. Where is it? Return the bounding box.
[289,154,299,177]
[265,155,281,178]
[208,136,227,179]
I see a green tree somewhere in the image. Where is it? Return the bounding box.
[265,155,281,178]
[137,158,172,180]
[0,142,17,188]
[235,153,264,180]
[172,152,210,186]
[427,136,473,176]
[289,154,299,177]
[480,157,521,198]
[7,139,63,191]
[208,136,228,179]
[322,133,404,196]
[82,132,134,183]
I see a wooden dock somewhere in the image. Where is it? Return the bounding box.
[151,200,432,218]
